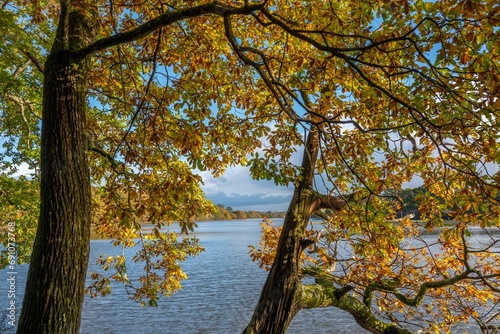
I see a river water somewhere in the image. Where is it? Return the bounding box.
[0,219,487,333]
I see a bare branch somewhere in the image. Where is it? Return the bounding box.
[375,270,472,308]
[12,60,30,79]
[3,94,38,147]
[114,27,163,156]
[89,144,127,176]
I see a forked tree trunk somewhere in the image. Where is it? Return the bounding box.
[17,8,93,334]
[243,128,320,333]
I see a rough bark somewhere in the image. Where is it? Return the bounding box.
[243,128,320,333]
[17,8,93,334]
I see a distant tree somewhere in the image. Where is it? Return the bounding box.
[234,210,247,220]
[382,187,427,219]
[398,188,422,211]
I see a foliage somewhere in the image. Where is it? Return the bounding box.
[0,0,499,332]
[86,227,204,307]
[240,1,500,331]
[0,2,44,267]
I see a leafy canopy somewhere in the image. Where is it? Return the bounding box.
[1,0,500,330]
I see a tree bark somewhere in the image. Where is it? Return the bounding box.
[17,8,93,334]
[243,128,320,333]
[300,278,414,334]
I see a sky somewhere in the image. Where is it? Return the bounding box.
[198,165,293,212]
[198,161,426,212]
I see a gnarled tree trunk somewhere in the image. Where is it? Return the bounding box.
[243,124,414,334]
[243,127,321,333]
[17,7,94,334]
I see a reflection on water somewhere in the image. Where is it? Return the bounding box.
[0,219,487,333]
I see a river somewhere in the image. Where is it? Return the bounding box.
[0,219,487,333]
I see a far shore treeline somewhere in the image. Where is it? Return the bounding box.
[196,203,286,221]
[196,187,430,222]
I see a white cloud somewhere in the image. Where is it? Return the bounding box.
[198,165,293,211]
[11,162,36,178]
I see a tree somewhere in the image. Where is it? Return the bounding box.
[234,210,247,220]
[240,2,500,333]
[0,1,499,334]
[1,1,272,333]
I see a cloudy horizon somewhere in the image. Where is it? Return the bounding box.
[198,165,294,212]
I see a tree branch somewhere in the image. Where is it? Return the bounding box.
[11,59,30,79]
[3,93,40,147]
[72,1,264,60]
[20,50,44,75]
[223,14,302,124]
[310,191,367,214]
[89,144,127,176]
[371,269,472,308]
[312,192,352,211]
[113,27,162,156]
[301,267,414,334]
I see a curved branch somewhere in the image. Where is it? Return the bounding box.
[371,269,472,308]
[3,94,40,148]
[72,1,264,60]
[302,285,414,334]
[89,145,127,176]
[301,267,414,334]
[11,59,30,79]
[20,50,45,75]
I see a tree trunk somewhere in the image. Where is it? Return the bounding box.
[17,8,93,334]
[243,190,315,333]
[243,128,319,333]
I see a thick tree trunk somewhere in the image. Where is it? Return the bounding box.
[243,128,319,334]
[17,8,92,334]
[243,190,314,333]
